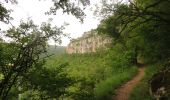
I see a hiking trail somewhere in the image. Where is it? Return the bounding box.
[113,66,145,100]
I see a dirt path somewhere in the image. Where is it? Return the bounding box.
[113,66,145,100]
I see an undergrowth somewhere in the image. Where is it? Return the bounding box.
[45,48,138,99]
[129,64,161,100]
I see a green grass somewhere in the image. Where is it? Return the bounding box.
[95,67,137,100]
[129,64,161,100]
[44,50,138,100]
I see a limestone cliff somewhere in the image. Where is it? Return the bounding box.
[66,30,112,54]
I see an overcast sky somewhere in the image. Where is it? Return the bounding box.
[0,0,103,46]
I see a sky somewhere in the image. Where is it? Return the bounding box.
[0,0,102,46]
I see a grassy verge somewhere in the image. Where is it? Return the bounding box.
[95,67,138,100]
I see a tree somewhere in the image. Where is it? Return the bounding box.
[97,0,170,62]
[0,19,68,99]
[19,63,74,99]
[0,0,93,99]
[96,0,170,99]
[47,0,90,22]
[0,0,16,27]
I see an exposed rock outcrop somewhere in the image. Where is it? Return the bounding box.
[66,30,112,54]
[149,67,170,100]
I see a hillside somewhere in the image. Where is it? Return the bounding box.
[1,0,170,99]
[44,48,138,100]
[47,45,66,56]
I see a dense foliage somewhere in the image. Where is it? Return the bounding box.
[0,18,69,99]
[96,0,170,99]
[43,47,137,100]
[0,0,170,99]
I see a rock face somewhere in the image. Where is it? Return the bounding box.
[149,68,170,100]
[66,30,112,54]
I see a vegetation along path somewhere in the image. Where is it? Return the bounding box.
[113,66,145,100]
